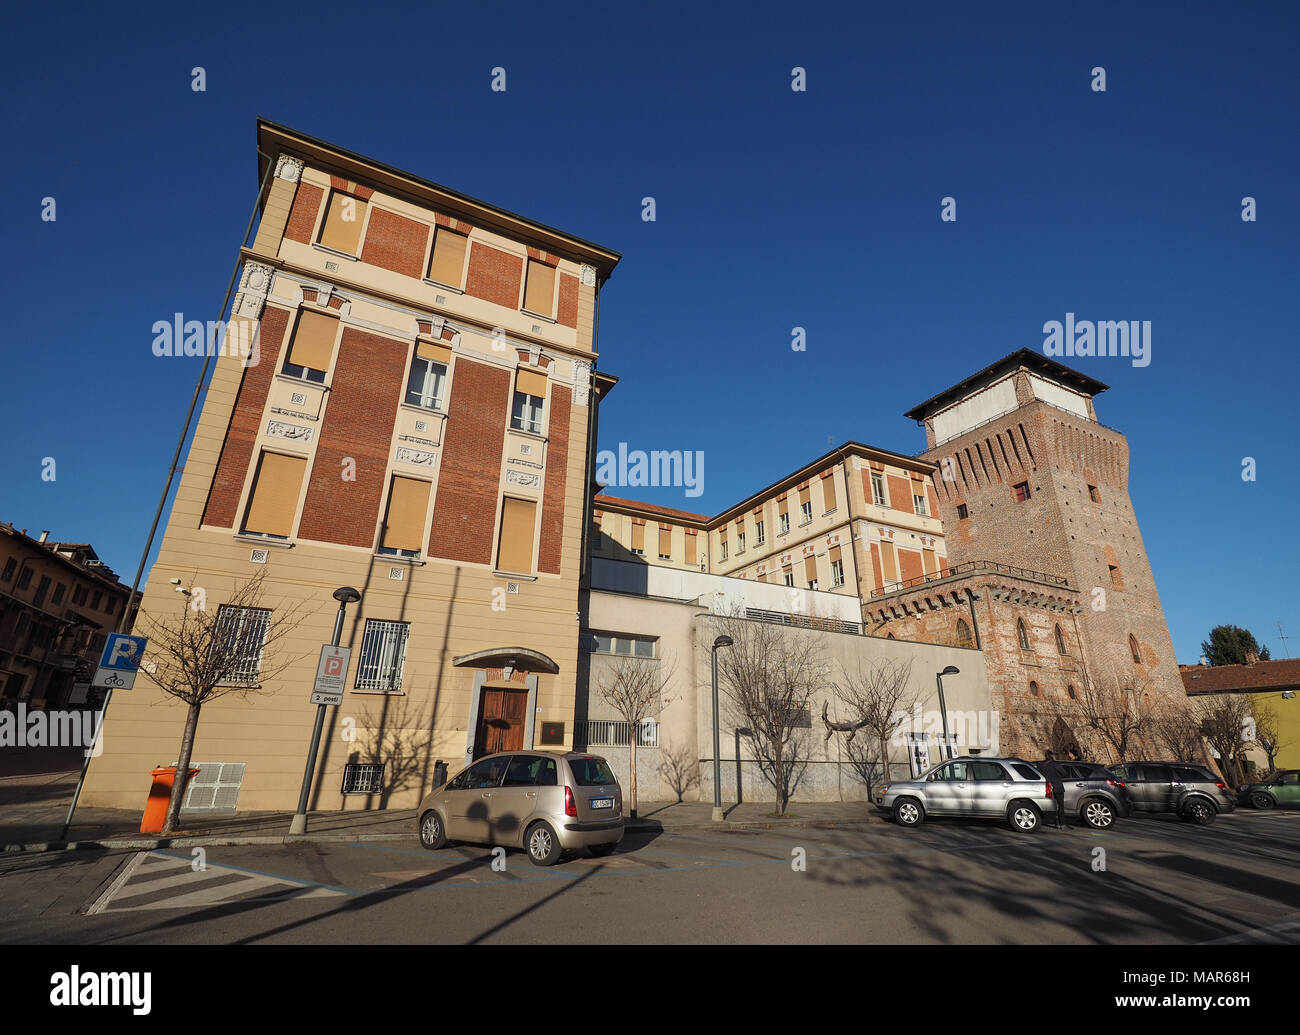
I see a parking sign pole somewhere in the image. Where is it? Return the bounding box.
[289,588,359,835]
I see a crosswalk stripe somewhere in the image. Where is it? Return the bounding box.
[96,851,348,913]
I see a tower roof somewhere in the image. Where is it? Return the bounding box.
[904,348,1109,422]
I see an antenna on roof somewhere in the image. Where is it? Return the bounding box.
[1278,621,1291,659]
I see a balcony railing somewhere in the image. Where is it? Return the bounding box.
[869,560,1071,599]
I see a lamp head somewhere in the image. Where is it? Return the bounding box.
[714,635,734,649]
[333,586,361,605]
[940,665,960,676]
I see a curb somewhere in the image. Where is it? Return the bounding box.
[4,814,884,854]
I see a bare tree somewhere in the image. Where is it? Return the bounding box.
[352,696,436,809]
[1194,693,1254,786]
[134,570,309,833]
[1252,699,1287,774]
[711,613,826,815]
[824,657,916,795]
[590,652,676,816]
[658,738,699,803]
[1073,668,1152,764]
[1148,698,1207,763]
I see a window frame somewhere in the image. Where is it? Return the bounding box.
[404,353,449,412]
[355,618,411,692]
[510,391,545,435]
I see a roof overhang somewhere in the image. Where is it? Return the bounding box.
[904,348,1109,422]
[452,646,560,675]
[256,119,621,283]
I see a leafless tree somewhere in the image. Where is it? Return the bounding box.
[1072,668,1152,764]
[658,738,699,803]
[710,613,826,815]
[590,652,677,816]
[1194,693,1255,786]
[133,570,309,833]
[1148,698,1207,763]
[1252,699,1287,774]
[352,696,436,809]
[824,657,916,795]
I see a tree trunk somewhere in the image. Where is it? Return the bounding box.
[629,733,638,818]
[774,742,786,814]
[879,734,890,786]
[163,700,202,834]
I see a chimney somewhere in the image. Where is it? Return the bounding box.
[1245,650,1259,667]
[39,530,50,543]
[1198,655,1207,666]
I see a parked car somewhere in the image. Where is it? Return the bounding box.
[416,750,624,865]
[1238,769,1300,810]
[1108,761,1235,825]
[874,756,1054,832]
[1032,759,1132,829]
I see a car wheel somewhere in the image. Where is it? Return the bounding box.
[1008,801,1041,832]
[526,821,563,866]
[418,810,447,850]
[1081,798,1116,830]
[893,798,924,827]
[1184,799,1216,825]
[589,843,617,858]
[1251,791,1276,811]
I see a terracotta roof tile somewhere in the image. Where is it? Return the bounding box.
[1181,659,1300,694]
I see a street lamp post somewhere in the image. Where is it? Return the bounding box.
[936,665,959,760]
[289,587,360,836]
[711,635,734,822]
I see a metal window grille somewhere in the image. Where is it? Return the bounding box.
[182,762,246,811]
[743,608,862,635]
[355,619,409,690]
[580,719,659,748]
[212,606,271,685]
[341,762,386,794]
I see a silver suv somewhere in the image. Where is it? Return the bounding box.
[1108,761,1235,825]
[417,751,624,865]
[875,756,1055,832]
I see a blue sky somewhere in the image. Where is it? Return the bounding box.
[2,2,1296,663]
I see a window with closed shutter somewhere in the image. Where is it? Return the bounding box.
[685,530,697,565]
[319,190,367,254]
[243,453,306,538]
[880,541,899,582]
[428,227,468,286]
[804,555,817,584]
[496,498,537,573]
[822,473,837,511]
[658,525,672,559]
[379,477,431,555]
[630,521,645,554]
[523,260,556,316]
[285,309,338,380]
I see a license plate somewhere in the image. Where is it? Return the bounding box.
[590,797,614,809]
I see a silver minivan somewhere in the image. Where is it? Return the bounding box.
[875,756,1055,832]
[417,751,624,865]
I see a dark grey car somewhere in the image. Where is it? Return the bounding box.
[1109,761,1235,825]
[1032,760,1132,829]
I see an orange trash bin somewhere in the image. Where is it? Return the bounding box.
[140,766,200,834]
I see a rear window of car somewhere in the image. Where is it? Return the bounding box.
[569,756,617,787]
[1011,763,1042,779]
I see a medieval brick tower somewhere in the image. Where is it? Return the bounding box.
[903,350,1185,752]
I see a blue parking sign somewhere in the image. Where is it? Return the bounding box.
[99,634,148,672]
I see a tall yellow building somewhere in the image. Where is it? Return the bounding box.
[82,121,619,812]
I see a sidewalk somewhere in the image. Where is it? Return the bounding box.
[1,755,880,854]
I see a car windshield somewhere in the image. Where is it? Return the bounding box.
[569,756,617,787]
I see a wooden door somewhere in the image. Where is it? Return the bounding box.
[474,687,528,757]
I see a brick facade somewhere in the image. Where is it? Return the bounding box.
[283,182,323,244]
[465,242,524,309]
[537,384,572,574]
[360,207,428,279]
[426,359,511,565]
[297,327,408,548]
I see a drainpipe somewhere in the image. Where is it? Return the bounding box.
[964,588,982,650]
[579,279,602,587]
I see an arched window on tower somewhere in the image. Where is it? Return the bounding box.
[1017,618,1031,651]
[1055,624,1068,655]
[956,618,973,648]
[1129,634,1142,663]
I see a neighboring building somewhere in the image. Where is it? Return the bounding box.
[1183,658,1300,771]
[581,558,991,802]
[81,120,620,812]
[0,525,133,709]
[594,442,948,599]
